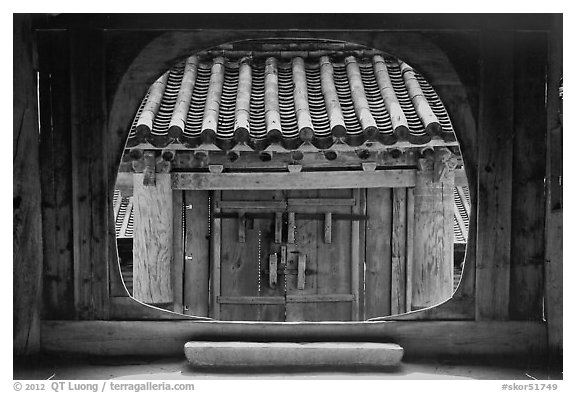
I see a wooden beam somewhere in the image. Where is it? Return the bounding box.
[172,169,416,190]
[14,14,43,356]
[217,296,285,305]
[41,320,548,358]
[475,29,514,321]
[286,294,354,303]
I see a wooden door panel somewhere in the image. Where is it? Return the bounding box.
[285,189,358,322]
[218,190,285,321]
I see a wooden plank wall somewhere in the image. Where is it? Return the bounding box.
[37,31,75,318]
[475,29,514,321]
[510,32,547,320]
[14,14,43,356]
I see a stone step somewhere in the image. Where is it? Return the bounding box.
[184,341,403,368]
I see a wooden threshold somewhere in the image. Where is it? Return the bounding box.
[41,320,547,358]
[171,169,416,190]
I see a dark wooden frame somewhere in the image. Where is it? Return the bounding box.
[14,14,560,359]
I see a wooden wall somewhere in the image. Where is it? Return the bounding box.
[19,14,561,358]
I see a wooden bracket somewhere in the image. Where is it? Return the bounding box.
[209,164,224,173]
[297,254,306,290]
[275,212,283,243]
[269,254,278,289]
[324,212,332,244]
[434,149,458,183]
[361,162,377,172]
[287,212,296,244]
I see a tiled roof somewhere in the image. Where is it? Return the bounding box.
[126,47,456,152]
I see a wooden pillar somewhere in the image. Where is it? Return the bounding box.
[475,29,514,321]
[365,188,392,318]
[510,32,547,320]
[132,173,174,304]
[70,29,110,320]
[14,14,42,356]
[545,14,563,362]
[412,168,454,309]
[37,30,75,318]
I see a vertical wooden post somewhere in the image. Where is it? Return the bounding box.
[365,188,392,318]
[274,212,282,243]
[70,28,110,320]
[509,32,548,320]
[37,30,75,319]
[14,14,42,356]
[287,212,296,244]
[183,191,210,317]
[475,29,514,321]
[545,14,563,361]
[405,188,415,312]
[324,212,332,244]
[412,170,454,310]
[171,191,184,313]
[211,191,222,319]
[132,173,173,304]
[391,188,407,315]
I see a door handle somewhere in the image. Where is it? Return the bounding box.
[297,254,306,290]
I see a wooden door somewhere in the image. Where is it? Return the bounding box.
[212,189,364,321]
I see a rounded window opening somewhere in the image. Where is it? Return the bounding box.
[113,38,469,321]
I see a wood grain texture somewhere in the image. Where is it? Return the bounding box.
[365,188,392,318]
[412,171,454,310]
[475,29,514,321]
[14,14,42,356]
[510,32,547,320]
[183,191,210,317]
[132,174,173,304]
[37,30,75,319]
[41,320,548,358]
[172,170,416,190]
[70,28,110,320]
